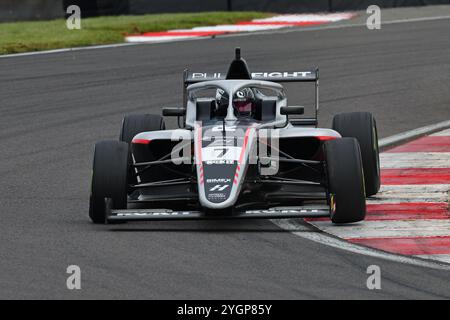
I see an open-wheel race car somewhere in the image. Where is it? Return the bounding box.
[89,48,380,224]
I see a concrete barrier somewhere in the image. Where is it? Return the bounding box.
[0,0,63,22]
[128,0,450,14]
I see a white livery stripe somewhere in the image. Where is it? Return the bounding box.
[310,220,450,239]
[380,152,450,168]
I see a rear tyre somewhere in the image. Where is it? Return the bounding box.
[119,114,165,144]
[325,138,366,224]
[89,140,129,224]
[332,112,380,196]
[119,114,166,184]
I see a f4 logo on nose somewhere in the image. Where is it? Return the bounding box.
[209,185,229,192]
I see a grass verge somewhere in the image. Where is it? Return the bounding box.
[0,12,271,55]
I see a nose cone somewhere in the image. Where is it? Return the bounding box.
[194,122,255,209]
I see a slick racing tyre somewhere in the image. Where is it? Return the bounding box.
[324,138,366,224]
[332,112,380,196]
[89,140,129,224]
[119,114,166,184]
[119,114,165,144]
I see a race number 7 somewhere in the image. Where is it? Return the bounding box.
[214,148,228,158]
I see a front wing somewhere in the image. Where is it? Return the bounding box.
[106,205,330,223]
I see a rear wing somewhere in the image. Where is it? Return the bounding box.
[184,69,319,84]
[182,68,320,126]
[180,48,320,126]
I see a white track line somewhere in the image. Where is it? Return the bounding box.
[416,254,450,264]
[0,42,138,59]
[2,14,450,59]
[380,152,450,168]
[311,220,450,239]
[272,219,450,270]
[431,129,450,136]
[379,120,450,149]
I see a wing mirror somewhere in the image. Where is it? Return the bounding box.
[280,106,305,115]
[162,107,186,117]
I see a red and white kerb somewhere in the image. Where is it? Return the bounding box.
[306,128,450,264]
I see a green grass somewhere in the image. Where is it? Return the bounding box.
[0,12,271,55]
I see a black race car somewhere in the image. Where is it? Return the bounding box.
[89,48,380,224]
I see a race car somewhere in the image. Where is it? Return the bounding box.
[89,48,380,224]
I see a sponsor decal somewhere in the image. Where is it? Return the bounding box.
[252,71,313,78]
[206,178,231,183]
[209,184,229,192]
[191,72,223,80]
[206,160,234,165]
[189,72,313,80]
[245,209,322,214]
[117,211,193,217]
[207,193,227,201]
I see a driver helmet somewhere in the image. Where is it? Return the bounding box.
[215,87,256,117]
[232,87,256,116]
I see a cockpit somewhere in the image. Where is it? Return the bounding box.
[187,81,285,123]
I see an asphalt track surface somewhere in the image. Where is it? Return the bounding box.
[1,14,450,299]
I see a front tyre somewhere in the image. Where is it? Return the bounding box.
[89,140,129,224]
[325,138,366,224]
[332,112,380,196]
